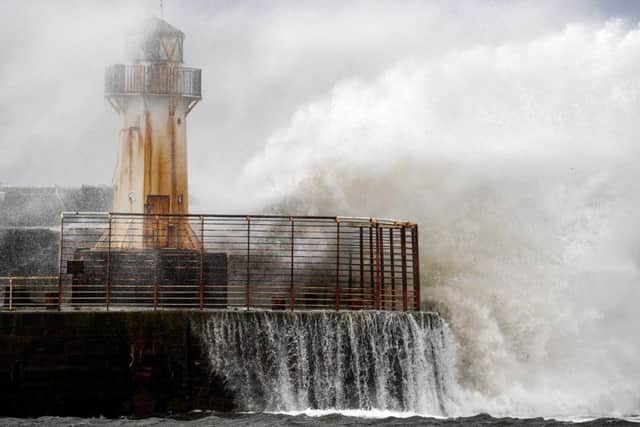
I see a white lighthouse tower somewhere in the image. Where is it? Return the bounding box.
[105,18,201,248]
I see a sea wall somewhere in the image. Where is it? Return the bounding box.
[0,311,232,417]
[0,310,457,418]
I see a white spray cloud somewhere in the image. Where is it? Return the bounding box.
[235,20,640,417]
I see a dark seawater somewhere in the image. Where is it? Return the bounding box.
[0,413,637,426]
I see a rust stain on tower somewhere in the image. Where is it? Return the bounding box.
[104,18,202,249]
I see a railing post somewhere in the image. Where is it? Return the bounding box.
[57,215,64,311]
[379,225,385,310]
[389,228,396,311]
[246,216,251,310]
[155,215,160,249]
[199,216,205,310]
[401,226,408,311]
[335,218,340,311]
[412,225,421,311]
[374,220,381,310]
[369,223,375,308]
[348,252,353,308]
[289,217,295,311]
[106,215,112,311]
[8,278,13,312]
[153,215,159,310]
[359,227,364,308]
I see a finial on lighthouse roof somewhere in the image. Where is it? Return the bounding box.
[128,16,185,64]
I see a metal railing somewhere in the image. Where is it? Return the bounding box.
[0,276,58,311]
[105,64,202,99]
[2,213,421,311]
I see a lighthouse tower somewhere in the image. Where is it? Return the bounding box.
[105,18,201,248]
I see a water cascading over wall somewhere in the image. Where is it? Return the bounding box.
[193,311,459,415]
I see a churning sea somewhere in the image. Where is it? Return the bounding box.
[0,412,638,426]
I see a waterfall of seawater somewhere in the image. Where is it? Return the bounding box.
[193,311,459,415]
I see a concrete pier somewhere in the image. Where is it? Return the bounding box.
[0,309,453,417]
[0,311,233,417]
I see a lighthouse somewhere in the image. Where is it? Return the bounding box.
[67,19,224,305]
[104,17,201,248]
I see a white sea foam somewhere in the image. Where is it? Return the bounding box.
[266,410,640,423]
[266,408,444,419]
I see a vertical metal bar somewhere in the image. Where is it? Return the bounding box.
[389,228,396,311]
[199,216,205,310]
[8,278,13,311]
[369,224,374,308]
[412,225,421,311]
[290,217,295,311]
[335,218,340,311]
[375,222,381,310]
[246,216,251,310]
[57,215,64,311]
[106,215,112,311]
[379,225,385,310]
[154,215,159,310]
[359,227,364,308]
[401,226,408,311]
[348,252,353,309]
[155,215,160,249]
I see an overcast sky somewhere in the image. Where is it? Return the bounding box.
[0,0,638,210]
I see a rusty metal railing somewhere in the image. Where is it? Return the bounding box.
[0,276,58,311]
[4,213,421,312]
[105,64,202,99]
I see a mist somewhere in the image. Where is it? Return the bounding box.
[1,0,640,419]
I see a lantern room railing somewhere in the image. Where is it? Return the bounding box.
[105,64,202,99]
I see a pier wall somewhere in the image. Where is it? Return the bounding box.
[0,311,233,417]
[0,310,455,417]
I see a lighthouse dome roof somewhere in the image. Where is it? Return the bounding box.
[127,17,185,63]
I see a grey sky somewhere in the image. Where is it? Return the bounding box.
[0,0,637,205]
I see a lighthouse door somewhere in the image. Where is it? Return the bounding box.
[144,195,171,248]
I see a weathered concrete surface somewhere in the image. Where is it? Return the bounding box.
[0,311,234,417]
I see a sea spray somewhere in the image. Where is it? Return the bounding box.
[192,311,459,415]
[232,21,640,417]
